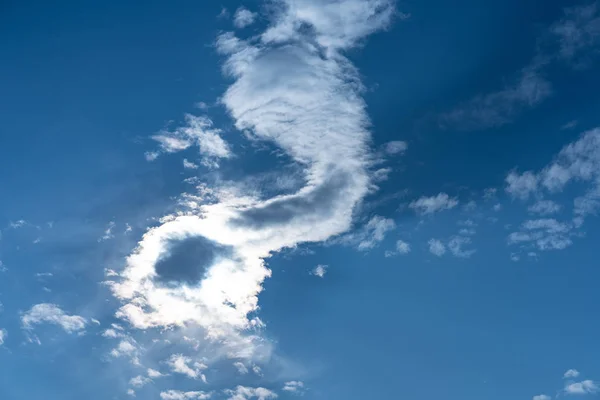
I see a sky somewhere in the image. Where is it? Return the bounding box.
[1,0,600,399]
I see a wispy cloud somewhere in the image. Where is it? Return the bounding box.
[528,200,562,215]
[129,375,151,388]
[561,120,579,130]
[551,2,600,67]
[384,140,408,155]
[409,193,458,215]
[533,395,551,400]
[428,239,446,256]
[448,236,476,258]
[22,303,87,335]
[233,361,249,374]
[234,7,258,28]
[385,239,411,257]
[99,221,116,242]
[311,264,328,278]
[441,3,600,131]
[224,386,277,400]
[508,218,574,251]
[505,128,600,255]
[183,159,199,169]
[564,380,599,395]
[166,354,207,382]
[564,369,581,379]
[441,63,551,131]
[506,171,539,200]
[150,114,232,168]
[282,381,305,393]
[148,368,166,378]
[160,390,212,400]
[357,216,396,250]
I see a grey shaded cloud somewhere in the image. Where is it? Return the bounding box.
[154,236,232,286]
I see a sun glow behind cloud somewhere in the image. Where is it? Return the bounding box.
[105,2,398,388]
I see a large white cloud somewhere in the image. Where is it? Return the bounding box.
[109,0,396,368]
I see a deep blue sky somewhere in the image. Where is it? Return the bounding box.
[2,1,600,400]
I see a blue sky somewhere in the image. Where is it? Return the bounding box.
[2,0,600,399]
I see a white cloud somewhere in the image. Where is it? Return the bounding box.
[282,381,304,393]
[428,239,446,257]
[528,200,562,215]
[151,114,232,168]
[384,140,408,155]
[311,264,327,278]
[564,369,581,379]
[127,389,136,397]
[533,395,551,400]
[167,354,207,382]
[564,380,599,395]
[0,329,6,345]
[448,236,475,258]
[21,303,87,333]
[224,386,277,400]
[110,0,396,366]
[409,193,458,215]
[234,7,257,28]
[160,390,212,400]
